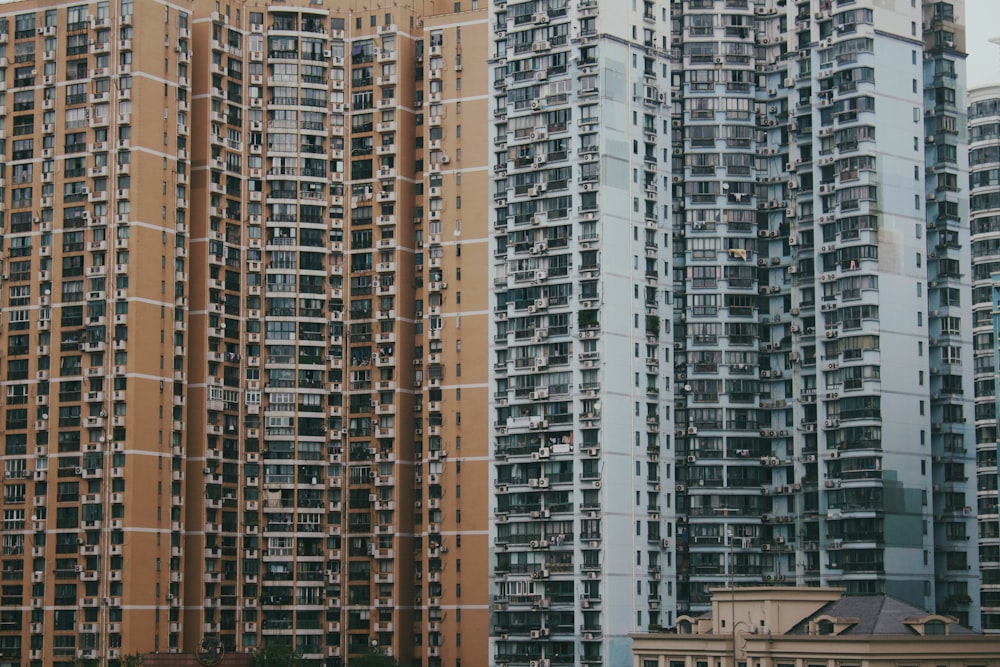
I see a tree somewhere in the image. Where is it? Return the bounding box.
[74,653,144,667]
[348,649,398,667]
[253,644,303,667]
[121,654,144,667]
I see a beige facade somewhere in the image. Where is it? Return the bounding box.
[417,4,492,664]
[632,587,1000,667]
[0,0,488,665]
[0,0,194,663]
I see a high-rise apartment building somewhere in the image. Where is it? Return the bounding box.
[663,0,976,625]
[0,0,986,666]
[676,0,979,621]
[922,0,977,624]
[487,0,674,665]
[0,0,490,665]
[487,1,979,663]
[969,85,1000,633]
[0,1,196,664]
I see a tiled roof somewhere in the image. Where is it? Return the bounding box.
[785,595,977,636]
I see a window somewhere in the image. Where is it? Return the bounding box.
[14,13,36,39]
[690,266,718,288]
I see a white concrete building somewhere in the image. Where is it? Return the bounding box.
[486,2,979,665]
[488,1,674,666]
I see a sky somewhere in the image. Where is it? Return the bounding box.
[966,0,999,90]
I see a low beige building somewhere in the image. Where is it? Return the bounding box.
[632,587,1000,667]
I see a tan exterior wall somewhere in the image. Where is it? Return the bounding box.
[419,6,490,665]
[0,0,488,665]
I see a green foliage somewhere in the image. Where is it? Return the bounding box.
[578,309,599,328]
[253,644,303,667]
[121,654,144,667]
[71,652,144,667]
[348,650,398,667]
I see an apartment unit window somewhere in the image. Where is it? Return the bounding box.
[11,138,33,161]
[5,387,28,410]
[14,13,35,39]
[6,310,30,331]
[12,115,34,137]
[690,322,720,346]
[935,87,956,107]
[3,510,25,532]
[688,237,718,260]
[14,66,35,88]
[7,285,31,308]
[688,125,717,146]
[689,294,717,317]
[11,91,35,116]
[351,40,374,64]
[67,34,89,56]
[58,406,81,428]
[4,410,28,431]
[66,84,87,106]
[60,356,82,377]
[11,187,33,210]
[725,125,753,148]
[61,278,84,303]
[690,266,718,288]
[66,5,89,31]
[688,13,714,36]
[931,1,956,20]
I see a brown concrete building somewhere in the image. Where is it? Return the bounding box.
[0,1,196,664]
[632,587,1000,667]
[0,0,488,665]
